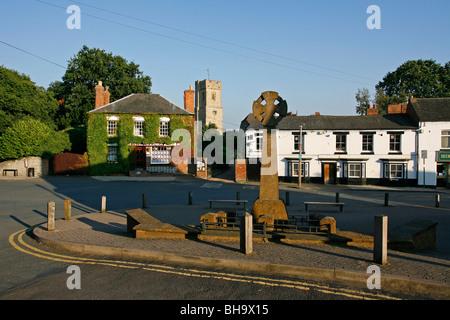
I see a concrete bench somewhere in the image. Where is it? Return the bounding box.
[389,219,438,252]
[304,202,345,212]
[209,199,248,210]
[125,208,189,239]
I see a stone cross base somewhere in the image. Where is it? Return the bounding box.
[251,199,288,221]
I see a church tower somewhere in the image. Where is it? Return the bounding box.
[195,79,223,133]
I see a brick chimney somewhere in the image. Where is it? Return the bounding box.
[104,86,110,106]
[367,104,379,115]
[95,81,105,109]
[184,85,195,113]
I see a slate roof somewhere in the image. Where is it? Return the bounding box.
[240,113,417,131]
[88,94,193,115]
[407,98,450,122]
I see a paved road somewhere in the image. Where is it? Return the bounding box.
[0,175,449,303]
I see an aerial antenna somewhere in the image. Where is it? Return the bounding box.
[207,68,210,80]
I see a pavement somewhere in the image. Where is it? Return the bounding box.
[30,187,450,299]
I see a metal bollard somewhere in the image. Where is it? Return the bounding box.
[142,193,147,208]
[384,193,389,207]
[335,192,340,203]
[435,193,440,208]
[188,191,193,205]
[285,191,290,206]
[236,192,240,205]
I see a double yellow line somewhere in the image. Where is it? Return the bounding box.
[9,228,400,300]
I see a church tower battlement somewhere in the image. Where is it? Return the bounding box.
[195,79,223,133]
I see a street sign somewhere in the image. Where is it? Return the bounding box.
[437,151,450,162]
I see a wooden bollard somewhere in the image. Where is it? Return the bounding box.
[374,214,388,265]
[240,212,253,255]
[335,192,340,203]
[64,199,71,221]
[101,196,106,213]
[47,201,55,231]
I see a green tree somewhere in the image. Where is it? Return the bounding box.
[0,117,71,160]
[355,88,371,115]
[49,45,152,126]
[374,59,450,113]
[0,66,59,135]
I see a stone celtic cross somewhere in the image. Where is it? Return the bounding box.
[251,91,289,222]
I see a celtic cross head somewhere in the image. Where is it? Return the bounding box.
[252,91,287,127]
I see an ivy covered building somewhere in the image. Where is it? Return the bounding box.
[87,82,194,175]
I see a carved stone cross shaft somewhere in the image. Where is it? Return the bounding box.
[251,91,288,221]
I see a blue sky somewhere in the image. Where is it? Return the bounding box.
[1,0,449,129]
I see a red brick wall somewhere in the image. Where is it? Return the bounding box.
[235,159,247,182]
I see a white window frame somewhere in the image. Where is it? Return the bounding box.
[441,130,450,149]
[389,133,402,153]
[159,117,170,137]
[150,146,171,164]
[289,160,309,178]
[107,116,119,137]
[384,162,407,179]
[133,116,145,137]
[361,133,374,152]
[343,162,366,179]
[335,133,347,153]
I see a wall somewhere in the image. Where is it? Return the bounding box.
[0,157,48,177]
[417,121,449,186]
[245,127,418,185]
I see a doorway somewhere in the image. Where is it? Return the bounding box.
[323,163,336,184]
[135,147,146,169]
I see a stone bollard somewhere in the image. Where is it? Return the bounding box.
[240,212,253,255]
[374,214,388,265]
[47,201,55,231]
[64,199,71,221]
[101,196,106,213]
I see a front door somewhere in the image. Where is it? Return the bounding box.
[135,147,146,169]
[323,163,336,184]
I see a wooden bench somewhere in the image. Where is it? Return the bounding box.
[3,169,18,176]
[209,199,248,210]
[304,202,345,212]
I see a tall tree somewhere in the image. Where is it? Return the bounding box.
[374,59,450,113]
[0,66,59,135]
[355,88,371,115]
[49,45,152,126]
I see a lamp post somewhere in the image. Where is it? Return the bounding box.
[298,124,303,187]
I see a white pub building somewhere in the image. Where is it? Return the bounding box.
[240,98,450,188]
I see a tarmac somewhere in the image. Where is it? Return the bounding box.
[30,180,450,300]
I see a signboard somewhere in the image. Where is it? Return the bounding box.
[298,154,302,160]
[437,151,450,162]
